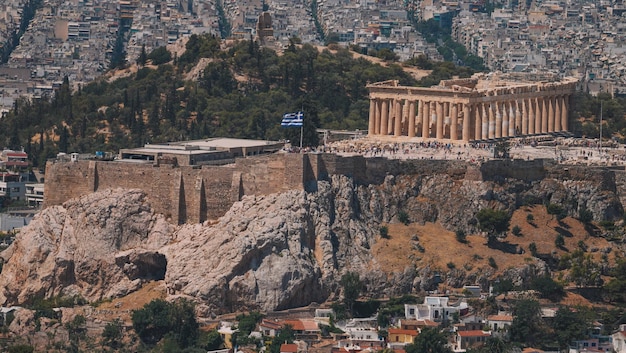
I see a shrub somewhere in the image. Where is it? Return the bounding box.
[455,229,467,243]
[379,226,389,238]
[148,46,172,65]
[476,208,511,236]
[531,276,565,302]
[547,203,567,221]
[526,214,534,223]
[599,220,615,231]
[529,242,538,256]
[131,298,198,348]
[512,225,522,236]
[555,234,565,249]
[447,262,456,269]
[398,211,410,225]
[578,207,593,224]
[488,257,497,269]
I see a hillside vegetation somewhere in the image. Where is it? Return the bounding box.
[0,36,484,168]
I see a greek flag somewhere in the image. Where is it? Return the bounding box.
[281,111,304,127]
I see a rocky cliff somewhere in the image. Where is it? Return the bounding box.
[0,162,624,314]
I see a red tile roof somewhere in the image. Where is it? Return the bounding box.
[458,330,491,337]
[280,344,298,353]
[5,152,27,157]
[281,319,319,332]
[487,315,513,321]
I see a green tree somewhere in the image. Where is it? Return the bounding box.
[168,299,199,348]
[555,234,565,249]
[552,306,592,350]
[66,314,87,352]
[101,318,123,349]
[547,203,568,221]
[341,272,363,315]
[476,208,511,245]
[531,276,565,302]
[568,250,603,287]
[132,299,172,345]
[197,329,223,351]
[138,44,148,66]
[397,211,410,225]
[148,46,172,65]
[578,207,593,224]
[509,299,543,345]
[380,226,389,238]
[405,327,452,353]
[269,325,295,353]
[455,229,467,243]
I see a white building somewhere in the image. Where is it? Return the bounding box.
[613,324,626,353]
[405,297,469,323]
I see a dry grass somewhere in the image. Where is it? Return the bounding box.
[371,205,617,280]
[95,280,167,322]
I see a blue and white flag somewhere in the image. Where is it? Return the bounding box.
[281,111,304,127]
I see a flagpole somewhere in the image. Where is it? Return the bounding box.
[299,109,303,149]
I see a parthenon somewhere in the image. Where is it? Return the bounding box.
[366,73,578,141]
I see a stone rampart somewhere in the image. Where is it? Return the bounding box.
[44,153,621,224]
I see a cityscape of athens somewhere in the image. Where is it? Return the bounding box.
[2,0,626,351]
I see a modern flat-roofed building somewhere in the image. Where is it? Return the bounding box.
[118,138,284,166]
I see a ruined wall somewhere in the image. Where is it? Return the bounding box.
[45,154,625,224]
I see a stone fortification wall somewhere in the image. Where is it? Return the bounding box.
[44,154,308,224]
[44,153,622,224]
[479,159,549,182]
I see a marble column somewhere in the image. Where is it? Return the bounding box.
[501,102,509,138]
[534,98,542,134]
[388,101,394,134]
[521,99,528,135]
[381,99,389,135]
[436,101,444,139]
[422,100,430,138]
[483,103,490,139]
[451,103,458,140]
[528,98,535,135]
[394,99,402,136]
[548,96,555,132]
[474,103,482,140]
[541,97,548,133]
[374,100,381,134]
[509,101,516,136]
[555,96,562,131]
[428,102,437,137]
[561,95,568,131]
[463,103,471,142]
[513,99,522,135]
[368,99,376,135]
[408,100,416,137]
[495,103,502,138]
[418,100,425,138]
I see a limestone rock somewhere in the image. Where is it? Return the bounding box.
[0,188,173,305]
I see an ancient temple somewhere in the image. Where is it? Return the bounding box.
[366,73,578,141]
